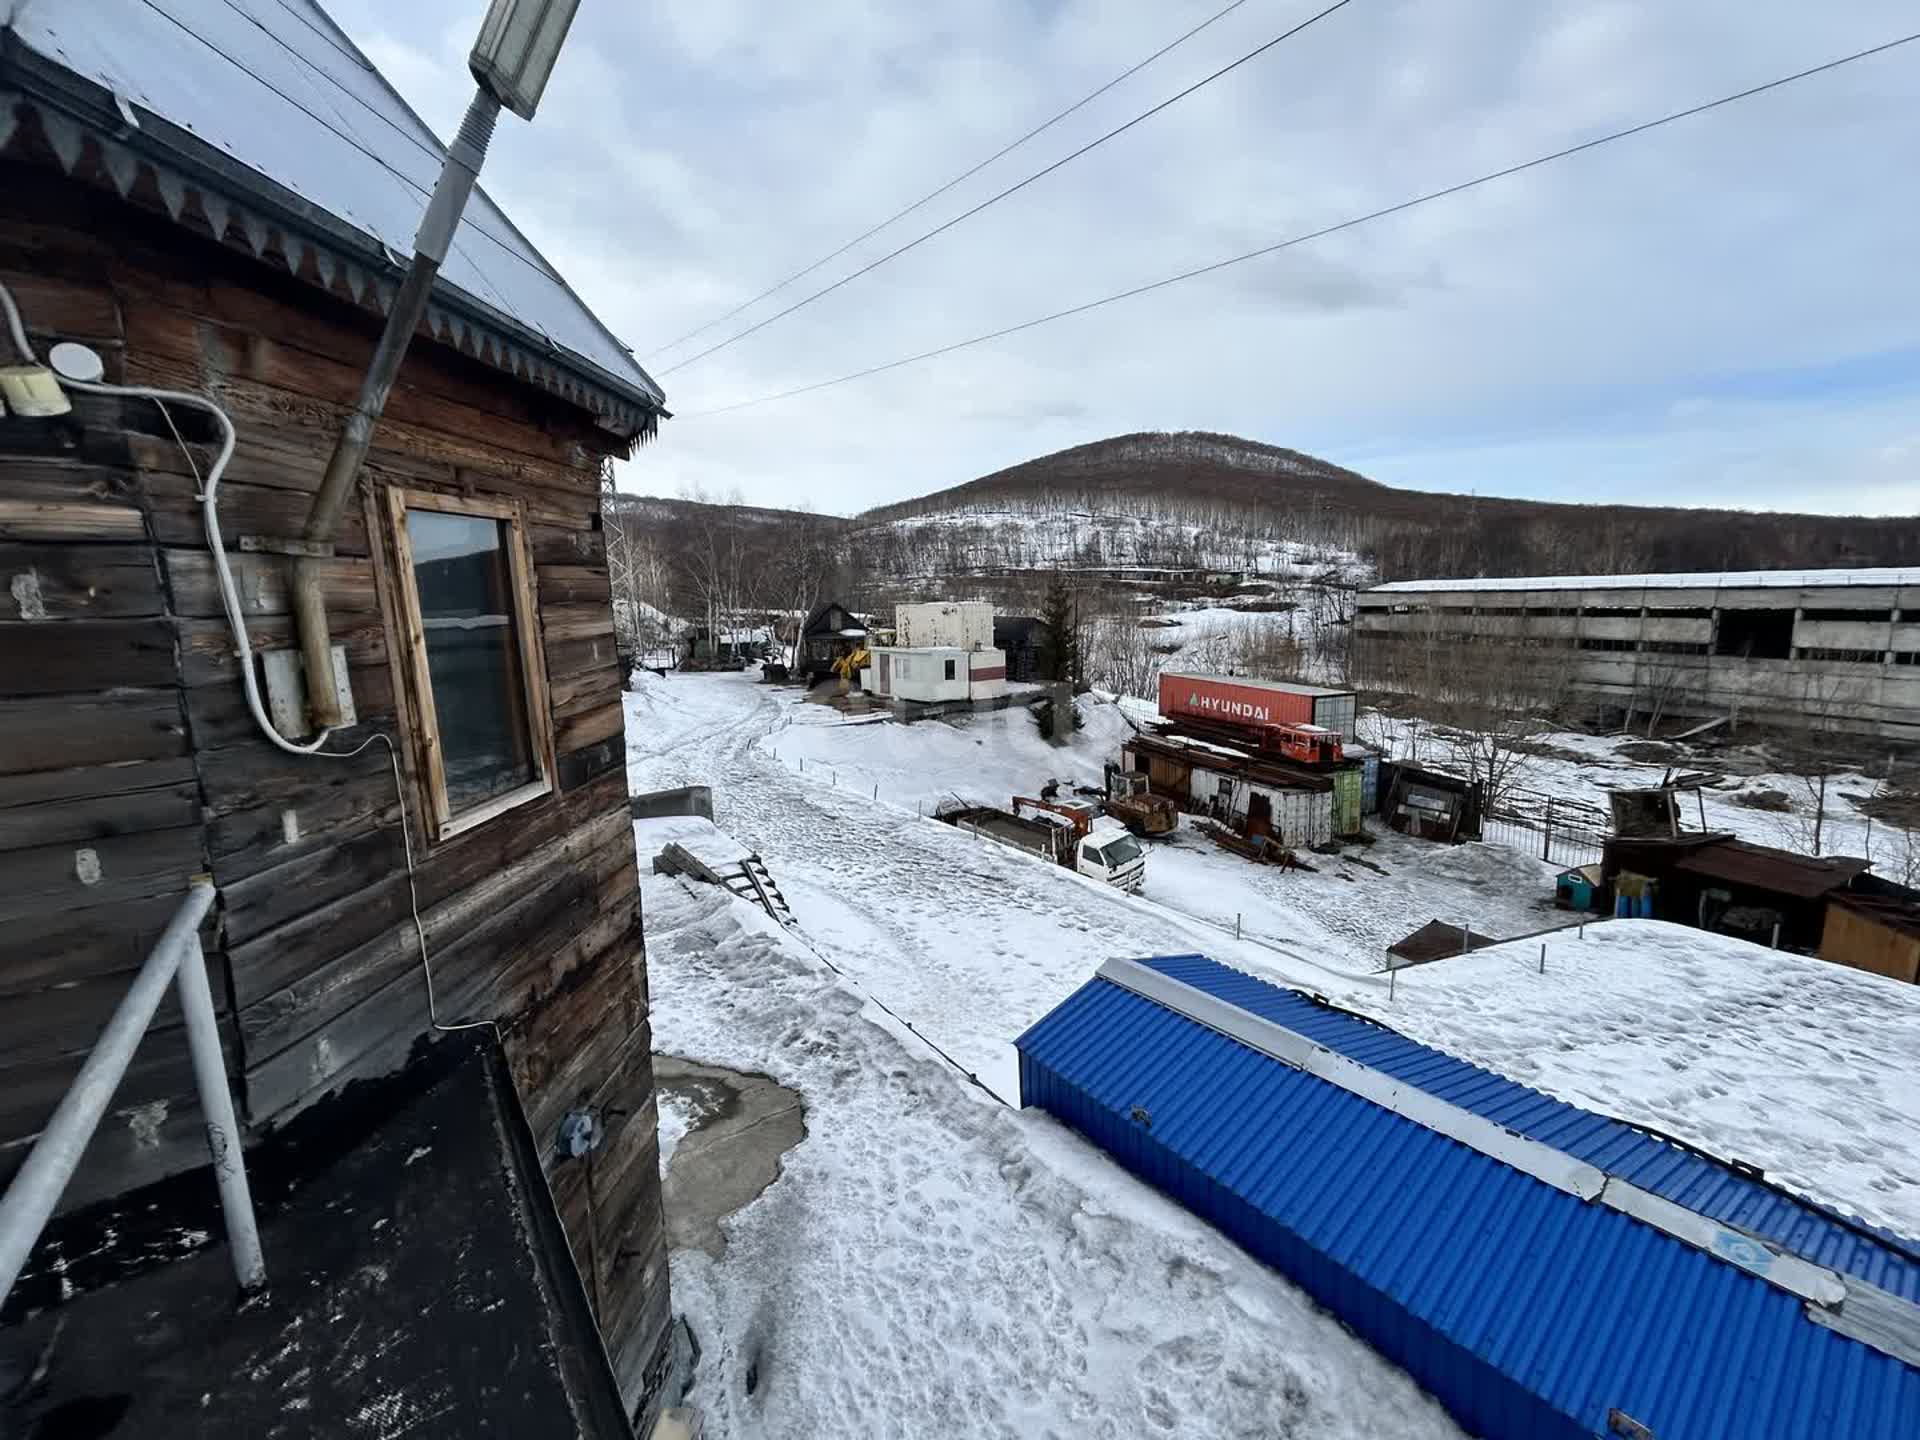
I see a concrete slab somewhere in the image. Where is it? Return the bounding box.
[654,1056,805,1259]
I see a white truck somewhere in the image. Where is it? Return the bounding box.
[940,801,1147,892]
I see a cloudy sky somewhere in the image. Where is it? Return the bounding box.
[324,0,1920,518]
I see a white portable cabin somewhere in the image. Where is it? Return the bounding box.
[866,646,1008,703]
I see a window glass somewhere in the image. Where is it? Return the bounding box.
[944,658,957,680]
[1080,844,1105,866]
[408,508,535,812]
[1103,835,1143,865]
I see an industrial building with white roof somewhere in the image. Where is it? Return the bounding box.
[1355,567,1920,743]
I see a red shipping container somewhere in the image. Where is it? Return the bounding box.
[1157,672,1352,732]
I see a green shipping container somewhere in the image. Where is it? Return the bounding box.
[1332,767,1362,836]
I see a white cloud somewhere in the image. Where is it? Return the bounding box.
[323,0,1920,518]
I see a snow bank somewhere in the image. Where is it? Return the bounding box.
[1377,920,1920,1237]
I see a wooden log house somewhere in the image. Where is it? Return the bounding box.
[1,4,671,1418]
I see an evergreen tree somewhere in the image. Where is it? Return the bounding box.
[1040,571,1082,686]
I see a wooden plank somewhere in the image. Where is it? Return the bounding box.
[2,964,228,1068]
[0,824,205,921]
[0,754,194,808]
[535,564,612,607]
[2,893,186,996]
[160,549,376,619]
[0,783,200,853]
[383,485,451,833]
[238,827,610,1067]
[557,733,623,792]
[124,300,602,474]
[124,426,454,498]
[0,619,176,696]
[529,524,604,568]
[223,767,627,998]
[140,472,372,556]
[219,822,405,948]
[520,969,638,1143]
[0,484,145,542]
[126,352,601,519]
[236,799,629,1029]
[0,543,163,620]
[175,612,386,688]
[545,633,620,684]
[0,691,187,773]
[540,601,614,647]
[0,267,121,342]
[204,765,399,880]
[241,851,608,1124]
[508,503,559,801]
[182,665,394,750]
[555,700,623,755]
[549,658,621,717]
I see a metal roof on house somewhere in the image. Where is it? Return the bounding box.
[1367,568,1920,594]
[1017,954,1920,1440]
[1,0,664,436]
[1673,839,1871,900]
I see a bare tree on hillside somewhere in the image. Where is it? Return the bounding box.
[680,483,757,655]
[1427,639,1576,813]
[773,504,833,668]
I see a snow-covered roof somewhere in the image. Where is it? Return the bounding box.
[1367,568,1919,594]
[2,0,664,435]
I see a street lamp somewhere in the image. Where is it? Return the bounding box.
[471,0,583,120]
[293,0,585,731]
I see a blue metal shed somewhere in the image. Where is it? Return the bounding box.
[1016,955,1920,1440]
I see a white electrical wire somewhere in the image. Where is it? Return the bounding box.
[1,280,490,1035]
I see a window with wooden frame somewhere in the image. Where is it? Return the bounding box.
[383,489,555,839]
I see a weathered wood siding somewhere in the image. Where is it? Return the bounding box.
[1819,903,1920,985]
[1,165,668,1409]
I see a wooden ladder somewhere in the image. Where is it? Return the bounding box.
[718,855,795,928]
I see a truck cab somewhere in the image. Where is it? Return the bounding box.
[1075,822,1146,892]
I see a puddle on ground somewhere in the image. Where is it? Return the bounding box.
[653,1055,806,1258]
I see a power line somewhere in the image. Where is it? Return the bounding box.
[651,0,1263,358]
[657,0,1357,377]
[679,31,1920,420]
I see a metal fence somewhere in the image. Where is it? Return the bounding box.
[1481,789,1608,871]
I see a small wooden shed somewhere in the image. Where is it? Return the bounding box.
[1819,895,1920,984]
[2,2,669,1418]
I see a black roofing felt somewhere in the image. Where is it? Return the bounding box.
[1,1036,627,1439]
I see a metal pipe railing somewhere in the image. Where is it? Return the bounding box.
[0,880,264,1304]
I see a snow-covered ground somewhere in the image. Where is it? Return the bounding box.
[627,673,1381,1104]
[1380,922,1920,1237]
[644,864,1462,1440]
[628,671,1920,1437]
[1364,713,1911,867]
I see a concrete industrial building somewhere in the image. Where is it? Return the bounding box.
[1354,568,1920,744]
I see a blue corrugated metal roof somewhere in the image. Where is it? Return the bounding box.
[1134,954,1919,1300]
[1017,956,1920,1440]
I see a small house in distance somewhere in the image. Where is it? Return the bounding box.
[866,600,1009,712]
[796,600,868,684]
